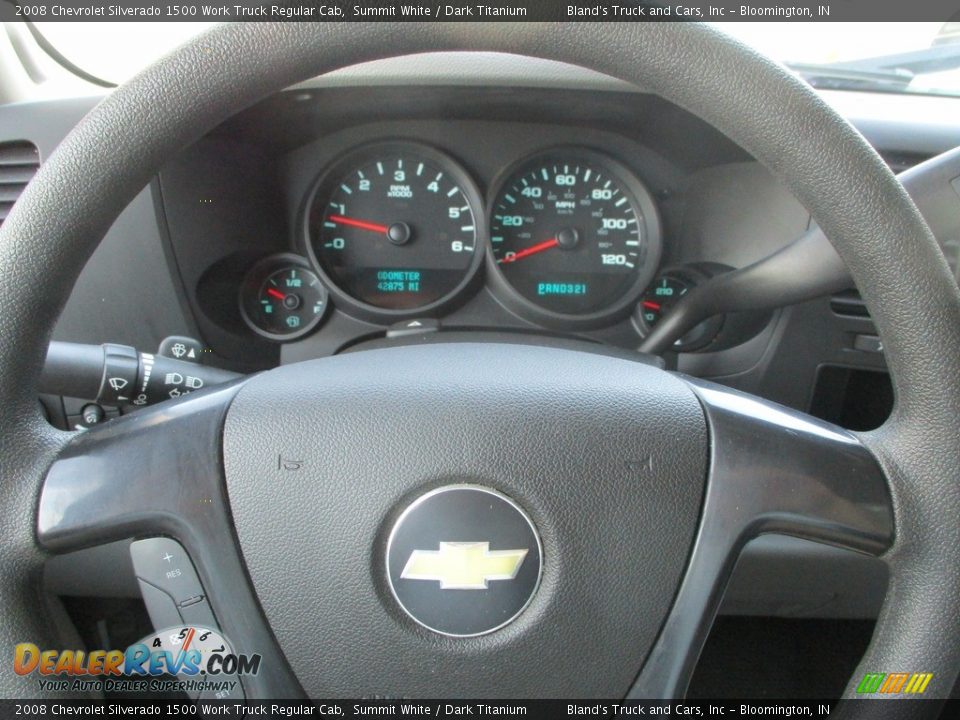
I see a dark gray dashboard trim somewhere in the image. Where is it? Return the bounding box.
[149,178,205,343]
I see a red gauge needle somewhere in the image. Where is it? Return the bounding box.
[641,300,662,311]
[329,214,389,234]
[174,626,196,670]
[498,237,559,264]
[267,288,287,301]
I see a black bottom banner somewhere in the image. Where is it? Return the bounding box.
[0,699,956,720]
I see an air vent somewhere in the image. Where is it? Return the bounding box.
[0,141,40,226]
[830,288,870,318]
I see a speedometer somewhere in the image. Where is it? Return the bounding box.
[488,149,661,327]
[306,142,485,320]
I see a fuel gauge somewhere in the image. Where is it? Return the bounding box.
[240,255,328,341]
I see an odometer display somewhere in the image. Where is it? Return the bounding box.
[307,143,484,316]
[489,150,661,323]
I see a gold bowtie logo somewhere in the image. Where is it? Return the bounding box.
[400,542,528,590]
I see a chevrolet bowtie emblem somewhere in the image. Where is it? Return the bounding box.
[400,542,529,590]
[387,486,542,636]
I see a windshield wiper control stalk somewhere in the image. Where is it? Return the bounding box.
[42,340,241,409]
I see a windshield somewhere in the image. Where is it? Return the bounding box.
[20,21,960,97]
[720,22,960,97]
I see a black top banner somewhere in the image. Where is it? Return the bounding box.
[2,0,960,22]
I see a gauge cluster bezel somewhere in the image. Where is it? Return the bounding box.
[484,146,663,331]
[244,140,669,342]
[301,140,488,324]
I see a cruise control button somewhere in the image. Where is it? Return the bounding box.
[199,675,245,701]
[136,580,204,700]
[130,538,204,605]
[137,579,182,632]
[181,599,243,701]
[178,597,217,628]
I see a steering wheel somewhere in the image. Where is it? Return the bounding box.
[2,23,959,709]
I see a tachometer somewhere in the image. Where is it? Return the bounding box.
[488,149,661,327]
[306,143,485,319]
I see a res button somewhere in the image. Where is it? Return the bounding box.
[130,537,204,605]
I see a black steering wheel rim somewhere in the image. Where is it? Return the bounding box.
[1,22,959,706]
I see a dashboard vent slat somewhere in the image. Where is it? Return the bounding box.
[830,289,871,318]
[0,164,39,184]
[0,141,40,227]
[0,186,25,202]
[0,143,40,166]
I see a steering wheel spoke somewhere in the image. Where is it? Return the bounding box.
[631,378,894,699]
[39,385,238,549]
[37,383,303,698]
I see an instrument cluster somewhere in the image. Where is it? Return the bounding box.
[239,140,669,341]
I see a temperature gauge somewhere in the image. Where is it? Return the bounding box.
[638,274,691,328]
[637,268,723,352]
[240,255,329,341]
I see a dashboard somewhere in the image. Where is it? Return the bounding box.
[5,52,958,622]
[15,58,950,424]
[1,55,948,423]
[156,83,813,379]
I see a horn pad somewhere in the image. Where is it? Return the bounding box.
[223,343,706,697]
